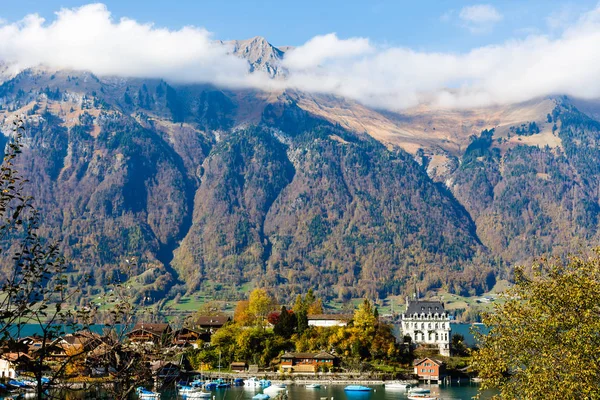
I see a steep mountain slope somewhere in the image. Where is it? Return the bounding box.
[447,103,600,265]
[1,37,600,303]
[0,64,488,302]
[172,101,482,300]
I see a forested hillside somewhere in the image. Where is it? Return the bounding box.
[0,66,598,305]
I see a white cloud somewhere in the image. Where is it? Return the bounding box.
[0,3,267,88]
[458,4,503,33]
[282,6,600,110]
[282,33,372,70]
[4,3,600,111]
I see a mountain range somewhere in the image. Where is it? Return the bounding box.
[0,36,598,304]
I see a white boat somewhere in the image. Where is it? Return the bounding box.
[244,377,262,387]
[271,384,286,389]
[407,395,438,400]
[136,387,161,399]
[178,386,202,394]
[263,385,286,396]
[182,392,211,399]
[306,383,321,388]
[409,387,430,394]
[384,381,412,389]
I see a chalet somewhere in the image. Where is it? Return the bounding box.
[150,360,180,380]
[2,352,32,365]
[172,328,205,348]
[414,357,446,382]
[126,323,172,345]
[193,316,231,332]
[57,331,103,355]
[307,314,352,327]
[230,361,247,372]
[280,352,338,373]
[32,339,69,361]
[18,336,46,353]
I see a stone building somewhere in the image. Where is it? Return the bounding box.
[400,299,451,356]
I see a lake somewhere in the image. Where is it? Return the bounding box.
[56,383,495,400]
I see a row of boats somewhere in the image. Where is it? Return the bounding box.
[135,380,438,400]
[0,377,51,398]
[343,384,438,400]
[136,377,274,399]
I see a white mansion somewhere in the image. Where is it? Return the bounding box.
[400,299,451,356]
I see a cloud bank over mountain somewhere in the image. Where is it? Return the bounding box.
[2,3,600,110]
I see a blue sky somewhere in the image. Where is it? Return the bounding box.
[4,1,598,51]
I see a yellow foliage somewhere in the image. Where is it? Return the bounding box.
[472,252,600,399]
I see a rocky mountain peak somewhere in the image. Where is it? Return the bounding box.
[226,36,287,78]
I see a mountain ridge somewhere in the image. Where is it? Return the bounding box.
[0,42,598,303]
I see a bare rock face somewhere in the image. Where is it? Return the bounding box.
[225,36,287,78]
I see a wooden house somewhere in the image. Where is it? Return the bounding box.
[280,352,338,373]
[414,357,446,382]
[230,361,247,372]
[172,327,205,348]
[126,323,172,345]
[193,316,231,332]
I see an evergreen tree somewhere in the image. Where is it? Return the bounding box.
[274,306,297,338]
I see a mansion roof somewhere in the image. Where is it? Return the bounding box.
[404,300,445,316]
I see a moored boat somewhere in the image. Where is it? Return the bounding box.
[182,392,211,399]
[178,385,202,395]
[135,387,160,399]
[407,395,438,400]
[344,385,372,392]
[263,385,286,395]
[252,394,270,400]
[385,381,412,389]
[306,383,321,388]
[408,387,430,394]
[244,377,262,387]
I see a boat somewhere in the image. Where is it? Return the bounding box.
[203,382,217,390]
[182,392,211,399]
[270,384,286,389]
[252,394,270,400]
[407,395,438,400]
[7,380,29,389]
[408,387,430,394]
[263,385,286,395]
[244,377,262,387]
[384,381,412,389]
[344,385,372,392]
[135,387,161,399]
[234,378,245,386]
[178,385,202,395]
[190,379,205,388]
[259,379,271,387]
[306,383,321,388]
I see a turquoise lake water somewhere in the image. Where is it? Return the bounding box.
[53,383,494,400]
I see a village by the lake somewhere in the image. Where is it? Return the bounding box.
[0,288,493,400]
